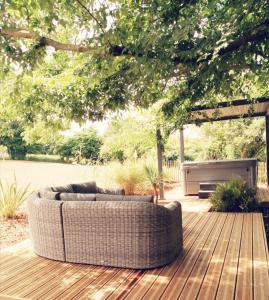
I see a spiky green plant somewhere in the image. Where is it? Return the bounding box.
[210,177,258,212]
[0,177,31,219]
[143,164,159,201]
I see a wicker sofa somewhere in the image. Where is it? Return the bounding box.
[28,181,183,269]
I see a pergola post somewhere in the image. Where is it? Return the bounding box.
[156,128,165,200]
[179,127,185,163]
[265,111,269,186]
[179,127,185,189]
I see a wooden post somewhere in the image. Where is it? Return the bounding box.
[179,127,185,163]
[156,128,165,200]
[265,116,269,186]
[179,127,185,192]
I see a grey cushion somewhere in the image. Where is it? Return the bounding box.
[96,194,154,202]
[60,193,96,201]
[51,184,74,193]
[72,181,97,194]
[96,194,123,201]
[96,187,125,195]
[38,191,60,200]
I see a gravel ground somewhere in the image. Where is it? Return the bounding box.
[0,212,29,249]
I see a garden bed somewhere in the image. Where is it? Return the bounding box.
[0,213,29,249]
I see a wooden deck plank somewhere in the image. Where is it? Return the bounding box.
[0,212,267,300]
[105,271,144,300]
[178,213,228,300]
[20,264,97,299]
[123,213,209,300]
[25,265,106,299]
[88,269,135,300]
[235,214,253,300]
[252,213,269,300]
[139,213,206,300]
[159,213,220,300]
[197,214,236,300]
[53,267,107,300]
[0,257,53,292]
[71,268,120,299]
[1,260,68,296]
[39,265,100,300]
[215,213,244,300]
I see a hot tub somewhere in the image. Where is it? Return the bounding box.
[182,159,257,195]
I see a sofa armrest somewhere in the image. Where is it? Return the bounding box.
[164,201,183,248]
[27,196,65,261]
[97,186,125,195]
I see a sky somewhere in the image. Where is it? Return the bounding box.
[63,119,202,138]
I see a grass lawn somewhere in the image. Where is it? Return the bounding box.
[0,160,112,191]
[26,154,63,163]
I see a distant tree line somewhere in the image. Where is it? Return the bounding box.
[0,116,266,164]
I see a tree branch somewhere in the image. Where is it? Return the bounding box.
[75,0,112,48]
[1,18,268,63]
[0,28,107,54]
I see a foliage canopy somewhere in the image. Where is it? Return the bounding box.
[0,0,268,130]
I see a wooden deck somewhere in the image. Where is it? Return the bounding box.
[0,212,268,300]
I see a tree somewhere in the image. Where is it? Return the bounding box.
[55,129,102,162]
[100,113,156,161]
[0,1,268,128]
[0,121,28,159]
[184,118,266,161]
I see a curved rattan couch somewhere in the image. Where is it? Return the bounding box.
[28,182,183,269]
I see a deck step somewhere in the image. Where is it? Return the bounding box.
[200,182,219,191]
[198,190,214,199]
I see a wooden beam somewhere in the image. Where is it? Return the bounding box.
[156,128,165,200]
[265,115,269,186]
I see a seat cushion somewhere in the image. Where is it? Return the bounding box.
[51,184,74,193]
[38,191,60,200]
[71,181,97,194]
[96,194,153,202]
[60,193,96,201]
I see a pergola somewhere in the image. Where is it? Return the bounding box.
[158,97,269,199]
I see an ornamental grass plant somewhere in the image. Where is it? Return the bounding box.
[0,177,31,219]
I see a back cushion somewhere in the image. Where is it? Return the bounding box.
[60,193,96,201]
[96,194,154,202]
[96,194,123,201]
[51,184,74,193]
[96,187,125,195]
[72,181,97,194]
[38,191,60,200]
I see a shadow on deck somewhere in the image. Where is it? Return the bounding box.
[0,212,268,300]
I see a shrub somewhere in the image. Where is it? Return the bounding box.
[210,178,258,212]
[109,161,145,195]
[0,122,28,160]
[0,177,31,218]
